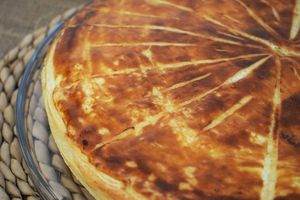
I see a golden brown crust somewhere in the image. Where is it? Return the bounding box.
[43,0,300,199]
[42,41,143,200]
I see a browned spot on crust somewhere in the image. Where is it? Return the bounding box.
[281,93,300,127]
[280,131,300,148]
[275,194,300,200]
[66,11,97,49]
[154,178,178,192]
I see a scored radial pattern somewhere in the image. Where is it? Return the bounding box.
[51,0,300,199]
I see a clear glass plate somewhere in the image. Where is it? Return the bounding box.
[16,21,94,200]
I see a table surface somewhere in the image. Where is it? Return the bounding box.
[0,0,85,59]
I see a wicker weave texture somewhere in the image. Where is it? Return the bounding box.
[0,6,95,200]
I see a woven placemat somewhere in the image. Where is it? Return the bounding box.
[0,6,95,200]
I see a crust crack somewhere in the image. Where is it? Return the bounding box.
[260,57,282,200]
[290,0,300,40]
[203,95,253,131]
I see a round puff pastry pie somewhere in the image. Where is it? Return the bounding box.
[42,0,300,199]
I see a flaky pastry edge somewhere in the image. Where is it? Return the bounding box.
[41,39,147,200]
